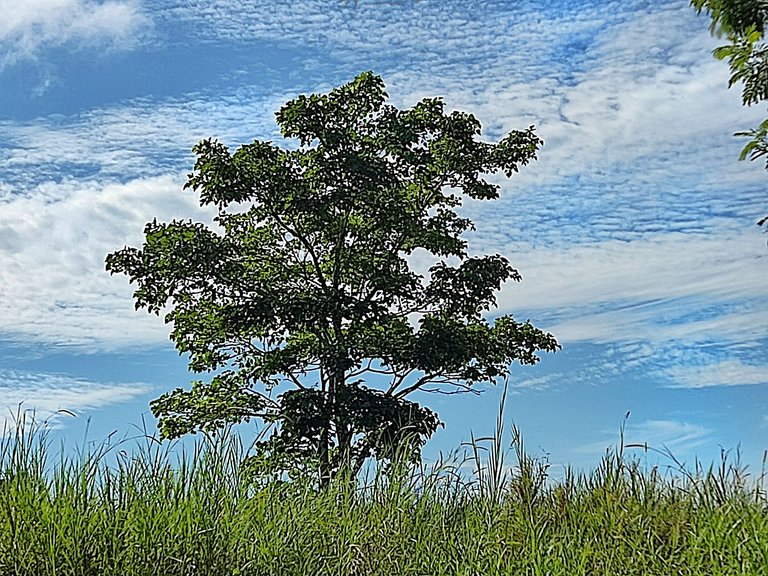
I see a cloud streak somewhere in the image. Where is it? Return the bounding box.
[0,0,150,69]
[576,418,712,457]
[0,368,150,432]
[666,359,767,388]
[494,231,768,389]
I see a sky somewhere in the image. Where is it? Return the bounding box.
[0,0,766,480]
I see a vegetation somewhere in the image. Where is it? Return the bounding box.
[0,412,765,576]
[105,72,557,486]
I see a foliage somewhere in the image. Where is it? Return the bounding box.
[106,72,558,484]
[692,0,768,224]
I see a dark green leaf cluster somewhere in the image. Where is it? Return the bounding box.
[106,72,558,484]
[693,0,767,36]
[248,382,441,477]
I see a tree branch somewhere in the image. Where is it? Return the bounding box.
[420,382,481,396]
[348,358,396,379]
[268,205,330,292]
[283,369,308,390]
[392,372,444,399]
[386,367,417,395]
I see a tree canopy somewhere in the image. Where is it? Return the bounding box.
[106,72,558,485]
[693,0,768,224]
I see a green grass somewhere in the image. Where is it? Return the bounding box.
[0,413,765,576]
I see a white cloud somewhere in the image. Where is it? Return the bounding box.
[0,0,150,68]
[497,231,767,344]
[507,374,557,393]
[666,359,767,388]
[627,419,712,452]
[158,0,767,176]
[2,0,763,202]
[375,1,766,204]
[487,231,768,390]
[0,89,286,191]
[0,175,214,348]
[0,368,150,432]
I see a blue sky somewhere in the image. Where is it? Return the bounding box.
[1,0,766,479]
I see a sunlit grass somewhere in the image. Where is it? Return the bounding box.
[1,409,765,576]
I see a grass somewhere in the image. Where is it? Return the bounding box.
[0,410,766,576]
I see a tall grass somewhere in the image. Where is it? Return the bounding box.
[0,410,765,576]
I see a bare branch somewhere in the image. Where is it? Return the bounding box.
[283,369,308,390]
[268,205,330,292]
[385,367,417,395]
[393,372,443,399]
[348,359,396,379]
[420,383,482,396]
[243,388,281,410]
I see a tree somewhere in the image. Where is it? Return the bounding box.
[106,72,558,486]
[692,0,768,224]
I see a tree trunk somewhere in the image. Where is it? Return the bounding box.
[318,424,331,488]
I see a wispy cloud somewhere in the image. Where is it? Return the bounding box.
[492,231,768,389]
[0,368,150,431]
[159,0,645,84]
[497,232,766,341]
[0,0,150,69]
[576,418,712,457]
[0,85,293,191]
[666,359,767,388]
[2,0,761,198]
[0,175,214,348]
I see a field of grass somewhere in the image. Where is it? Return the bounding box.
[1,413,766,576]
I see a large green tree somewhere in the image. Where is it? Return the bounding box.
[106,72,558,485]
[693,0,768,224]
